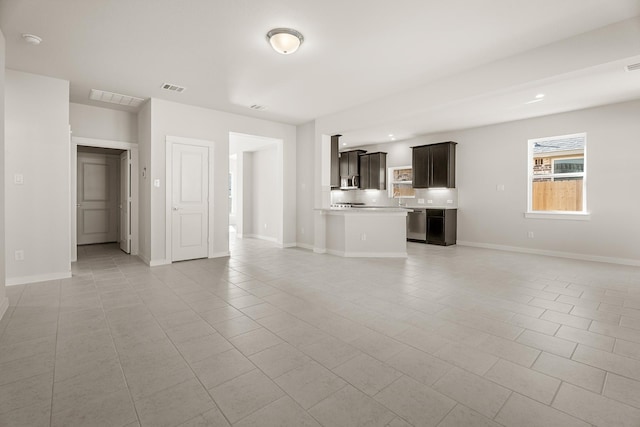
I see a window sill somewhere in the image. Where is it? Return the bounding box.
[525,211,591,221]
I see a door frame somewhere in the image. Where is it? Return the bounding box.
[165,136,215,262]
[71,136,139,262]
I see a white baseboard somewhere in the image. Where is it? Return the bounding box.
[6,271,72,286]
[457,241,640,267]
[149,259,171,267]
[314,248,327,254]
[209,252,230,258]
[245,234,278,243]
[279,242,297,248]
[296,243,314,251]
[0,296,9,321]
[326,249,408,258]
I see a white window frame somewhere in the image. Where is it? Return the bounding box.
[526,133,590,220]
[388,166,415,199]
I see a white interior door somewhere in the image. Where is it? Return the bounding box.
[119,151,131,253]
[77,153,119,245]
[171,143,209,261]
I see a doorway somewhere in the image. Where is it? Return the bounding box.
[76,147,123,246]
[71,136,139,262]
[229,132,284,246]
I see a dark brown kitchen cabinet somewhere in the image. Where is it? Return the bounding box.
[330,135,341,188]
[426,209,457,246]
[339,149,366,178]
[359,152,387,190]
[412,141,456,188]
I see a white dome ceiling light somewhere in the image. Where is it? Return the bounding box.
[21,33,42,45]
[266,28,304,55]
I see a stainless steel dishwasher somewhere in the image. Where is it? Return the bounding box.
[407,208,427,242]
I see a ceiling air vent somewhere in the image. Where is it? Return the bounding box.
[249,104,267,111]
[626,63,640,72]
[161,83,186,93]
[89,89,145,107]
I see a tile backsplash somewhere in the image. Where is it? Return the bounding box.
[331,187,458,208]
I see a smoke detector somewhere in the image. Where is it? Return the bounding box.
[161,83,186,93]
[89,89,145,107]
[21,33,42,45]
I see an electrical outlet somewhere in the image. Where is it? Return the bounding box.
[361,233,367,241]
[496,184,505,191]
[427,200,433,204]
[447,200,453,204]
[15,250,24,261]
[528,231,534,238]
[418,198,425,204]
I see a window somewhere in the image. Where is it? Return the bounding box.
[388,166,415,198]
[528,133,587,215]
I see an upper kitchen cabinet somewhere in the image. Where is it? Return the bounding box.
[330,135,341,188]
[339,150,366,177]
[359,152,387,190]
[412,141,456,188]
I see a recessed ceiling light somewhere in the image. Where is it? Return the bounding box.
[21,33,42,45]
[388,134,394,137]
[535,93,545,99]
[525,98,544,105]
[266,28,304,54]
[391,137,396,141]
[249,104,267,111]
[342,142,347,146]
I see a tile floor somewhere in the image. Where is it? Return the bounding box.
[1,238,640,426]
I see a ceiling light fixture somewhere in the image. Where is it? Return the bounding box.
[21,33,42,45]
[535,93,545,99]
[266,28,304,54]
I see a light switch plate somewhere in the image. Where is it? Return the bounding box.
[14,174,24,185]
[418,198,425,204]
[427,200,433,204]
[153,179,160,188]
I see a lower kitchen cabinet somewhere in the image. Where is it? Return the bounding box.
[426,209,457,246]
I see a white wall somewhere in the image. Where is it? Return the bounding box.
[451,100,640,264]
[137,101,152,264]
[70,103,138,142]
[239,151,252,238]
[147,98,296,264]
[296,121,315,249]
[5,70,71,284]
[0,29,8,317]
[249,146,278,241]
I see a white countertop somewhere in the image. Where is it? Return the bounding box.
[317,207,409,213]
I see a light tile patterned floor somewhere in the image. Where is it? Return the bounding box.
[1,238,640,426]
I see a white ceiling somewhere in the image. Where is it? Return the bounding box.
[2,0,640,143]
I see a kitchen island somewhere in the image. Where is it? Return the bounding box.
[316,208,408,257]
